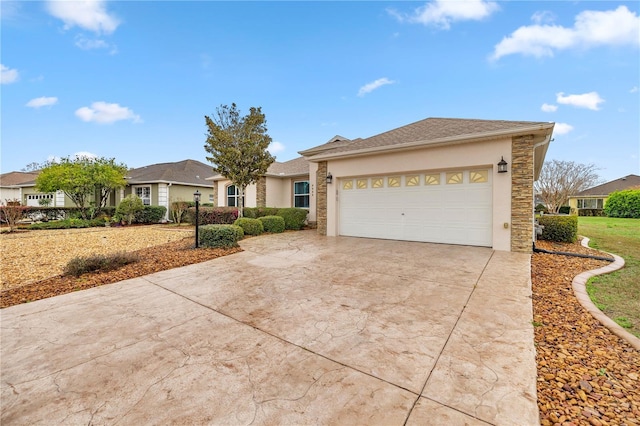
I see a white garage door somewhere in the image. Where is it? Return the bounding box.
[339,170,492,247]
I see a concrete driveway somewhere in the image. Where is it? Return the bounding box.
[1,230,538,425]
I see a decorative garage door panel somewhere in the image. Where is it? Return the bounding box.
[339,170,492,247]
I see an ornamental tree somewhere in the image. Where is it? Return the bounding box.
[534,160,601,214]
[204,103,275,217]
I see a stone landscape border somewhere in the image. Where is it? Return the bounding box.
[572,237,640,351]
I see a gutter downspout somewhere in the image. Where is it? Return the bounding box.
[532,133,553,245]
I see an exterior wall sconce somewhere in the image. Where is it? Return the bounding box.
[497,157,508,173]
[326,173,333,184]
[193,190,201,248]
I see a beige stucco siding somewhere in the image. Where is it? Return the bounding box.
[265,177,288,207]
[314,137,513,251]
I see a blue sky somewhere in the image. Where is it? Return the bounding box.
[2,1,638,182]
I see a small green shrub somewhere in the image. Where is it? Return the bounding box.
[233,217,264,236]
[117,195,144,225]
[135,206,167,223]
[64,252,139,277]
[558,206,571,214]
[578,208,606,217]
[259,215,285,233]
[243,207,280,219]
[534,203,548,213]
[538,215,578,243]
[29,218,105,230]
[276,208,308,230]
[199,224,244,248]
[604,189,640,218]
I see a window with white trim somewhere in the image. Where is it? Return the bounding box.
[226,185,244,207]
[577,198,604,209]
[294,181,310,208]
[134,186,151,205]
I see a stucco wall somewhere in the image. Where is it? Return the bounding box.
[319,137,514,251]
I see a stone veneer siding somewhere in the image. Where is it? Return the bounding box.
[256,177,266,208]
[316,161,328,236]
[511,135,535,253]
[212,181,218,207]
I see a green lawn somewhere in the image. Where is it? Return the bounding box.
[579,217,640,338]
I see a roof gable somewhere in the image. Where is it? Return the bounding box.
[575,174,640,196]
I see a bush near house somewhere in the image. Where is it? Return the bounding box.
[199,224,244,248]
[29,218,105,230]
[243,207,280,219]
[243,207,308,230]
[116,195,144,225]
[578,208,606,217]
[233,218,264,236]
[259,215,285,233]
[134,206,167,224]
[185,206,238,225]
[558,206,571,214]
[538,215,578,243]
[535,203,548,214]
[604,189,640,218]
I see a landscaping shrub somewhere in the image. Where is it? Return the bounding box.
[578,208,606,217]
[535,203,548,213]
[186,207,238,225]
[259,215,285,233]
[199,224,244,248]
[276,208,308,230]
[0,201,30,232]
[243,207,279,219]
[29,218,105,230]
[64,252,139,277]
[116,195,144,225]
[604,189,640,218]
[233,217,264,236]
[558,206,571,214]
[170,200,189,224]
[538,215,578,243]
[134,206,167,223]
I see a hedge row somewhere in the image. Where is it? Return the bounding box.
[537,215,578,243]
[199,224,244,248]
[233,218,263,236]
[577,208,606,217]
[185,207,239,225]
[243,207,308,230]
[604,189,640,218]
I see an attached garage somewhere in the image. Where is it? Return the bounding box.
[300,117,556,253]
[339,169,492,247]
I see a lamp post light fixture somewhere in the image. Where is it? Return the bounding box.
[326,172,333,184]
[497,157,508,174]
[194,190,201,248]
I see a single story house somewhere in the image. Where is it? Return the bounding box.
[0,171,41,204]
[297,117,555,253]
[208,157,310,209]
[121,159,215,220]
[569,174,640,214]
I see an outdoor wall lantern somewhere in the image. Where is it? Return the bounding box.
[326,172,333,184]
[497,157,508,173]
[193,190,201,248]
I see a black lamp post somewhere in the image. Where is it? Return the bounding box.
[194,190,201,248]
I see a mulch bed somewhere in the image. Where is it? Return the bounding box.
[0,238,241,308]
[532,240,639,425]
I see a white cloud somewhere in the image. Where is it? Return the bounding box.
[554,123,574,135]
[531,11,556,25]
[541,103,558,112]
[268,141,285,154]
[74,34,117,53]
[75,101,142,124]
[389,0,499,29]
[491,5,640,60]
[556,91,605,111]
[358,77,395,97]
[73,151,98,160]
[631,86,639,93]
[26,96,59,108]
[46,0,120,34]
[1,64,19,84]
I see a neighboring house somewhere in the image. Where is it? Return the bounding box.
[121,159,215,220]
[568,174,640,214]
[208,156,310,209]
[0,171,41,204]
[298,117,555,253]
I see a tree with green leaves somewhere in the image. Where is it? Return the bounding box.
[204,103,275,217]
[35,156,128,219]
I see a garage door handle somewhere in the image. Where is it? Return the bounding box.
[401,213,405,215]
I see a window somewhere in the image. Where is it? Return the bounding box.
[226,185,244,207]
[577,198,603,209]
[134,186,151,205]
[294,181,310,208]
[446,172,463,184]
[406,175,420,186]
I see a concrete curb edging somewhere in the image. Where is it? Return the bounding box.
[572,237,640,351]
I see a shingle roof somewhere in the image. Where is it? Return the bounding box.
[300,117,553,158]
[266,157,309,177]
[575,174,640,196]
[126,159,213,186]
[0,171,40,187]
